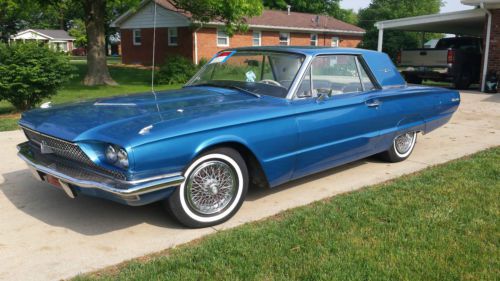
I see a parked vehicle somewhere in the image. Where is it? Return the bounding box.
[71,47,87,56]
[398,37,482,89]
[17,47,460,227]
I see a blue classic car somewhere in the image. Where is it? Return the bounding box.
[17,47,460,227]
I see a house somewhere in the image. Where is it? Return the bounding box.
[111,0,365,65]
[375,0,500,92]
[9,29,75,53]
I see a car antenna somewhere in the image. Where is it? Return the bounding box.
[151,0,163,119]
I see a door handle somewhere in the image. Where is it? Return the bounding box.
[365,99,381,107]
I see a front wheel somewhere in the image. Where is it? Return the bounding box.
[166,148,248,228]
[379,131,417,163]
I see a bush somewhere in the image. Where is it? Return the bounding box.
[0,42,73,111]
[156,55,197,85]
[198,57,209,67]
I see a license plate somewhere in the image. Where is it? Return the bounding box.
[44,175,76,198]
[45,174,63,188]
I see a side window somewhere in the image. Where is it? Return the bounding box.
[297,55,366,97]
[168,27,178,46]
[133,29,141,46]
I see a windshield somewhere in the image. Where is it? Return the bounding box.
[186,51,306,98]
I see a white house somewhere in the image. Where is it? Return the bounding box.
[10,29,75,52]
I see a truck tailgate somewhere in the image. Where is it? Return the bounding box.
[400,49,449,67]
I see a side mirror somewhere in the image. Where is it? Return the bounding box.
[315,88,332,103]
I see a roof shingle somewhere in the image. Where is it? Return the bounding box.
[154,0,364,34]
[31,29,74,40]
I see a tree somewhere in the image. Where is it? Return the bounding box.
[263,0,358,25]
[82,0,116,85]
[358,0,443,60]
[4,0,263,86]
[68,19,87,48]
[169,0,263,35]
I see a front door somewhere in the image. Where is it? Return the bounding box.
[291,54,382,180]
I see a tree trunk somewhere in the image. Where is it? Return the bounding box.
[83,0,117,86]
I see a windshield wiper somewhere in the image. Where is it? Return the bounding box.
[186,83,261,98]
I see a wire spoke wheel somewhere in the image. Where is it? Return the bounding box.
[394,132,415,155]
[185,160,237,215]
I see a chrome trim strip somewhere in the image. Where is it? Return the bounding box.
[21,126,75,145]
[287,55,313,100]
[17,145,185,199]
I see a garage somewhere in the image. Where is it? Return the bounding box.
[374,0,500,93]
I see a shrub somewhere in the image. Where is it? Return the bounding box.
[198,57,209,67]
[156,55,197,85]
[0,42,73,111]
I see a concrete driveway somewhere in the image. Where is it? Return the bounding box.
[0,91,498,281]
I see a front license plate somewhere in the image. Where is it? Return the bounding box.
[44,175,76,198]
[45,174,63,188]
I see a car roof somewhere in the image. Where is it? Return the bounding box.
[224,46,381,56]
[221,46,406,89]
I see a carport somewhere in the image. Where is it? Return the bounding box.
[374,8,493,92]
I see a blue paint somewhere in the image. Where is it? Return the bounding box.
[19,47,460,205]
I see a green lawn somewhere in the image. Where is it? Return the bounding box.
[76,147,500,281]
[0,59,182,131]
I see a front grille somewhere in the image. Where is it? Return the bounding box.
[22,127,126,181]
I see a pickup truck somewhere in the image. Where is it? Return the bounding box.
[398,37,482,89]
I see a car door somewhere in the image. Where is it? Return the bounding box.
[291,54,383,180]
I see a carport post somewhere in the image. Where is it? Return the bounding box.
[377,24,384,52]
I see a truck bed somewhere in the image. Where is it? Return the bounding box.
[399,49,449,67]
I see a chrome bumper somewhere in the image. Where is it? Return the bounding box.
[17,142,184,201]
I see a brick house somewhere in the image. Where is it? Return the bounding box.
[111,0,365,65]
[375,0,500,92]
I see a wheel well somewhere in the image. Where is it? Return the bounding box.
[199,142,269,189]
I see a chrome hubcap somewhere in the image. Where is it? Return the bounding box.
[394,132,415,154]
[186,160,237,215]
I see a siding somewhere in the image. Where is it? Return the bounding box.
[121,2,190,29]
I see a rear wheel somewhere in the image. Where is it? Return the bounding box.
[379,131,417,163]
[454,71,471,90]
[166,148,248,228]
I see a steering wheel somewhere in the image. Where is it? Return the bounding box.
[259,79,282,87]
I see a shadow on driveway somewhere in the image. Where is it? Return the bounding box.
[1,156,381,235]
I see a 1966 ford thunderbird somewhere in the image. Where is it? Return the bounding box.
[17,47,460,227]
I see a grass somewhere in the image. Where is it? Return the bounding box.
[0,59,182,132]
[75,147,500,281]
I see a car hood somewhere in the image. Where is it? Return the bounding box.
[20,86,284,145]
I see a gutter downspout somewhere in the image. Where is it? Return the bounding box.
[193,24,203,65]
[481,2,492,92]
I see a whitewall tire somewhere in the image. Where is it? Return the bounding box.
[380,131,417,163]
[166,147,248,228]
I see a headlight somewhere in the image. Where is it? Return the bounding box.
[117,148,129,168]
[105,145,118,163]
[105,144,129,169]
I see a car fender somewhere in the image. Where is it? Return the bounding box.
[395,114,426,136]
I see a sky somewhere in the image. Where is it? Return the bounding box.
[340,0,472,13]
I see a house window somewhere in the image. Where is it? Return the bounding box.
[331,36,340,47]
[310,34,318,46]
[168,28,178,46]
[133,29,141,45]
[252,31,261,46]
[217,29,229,47]
[279,32,290,46]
